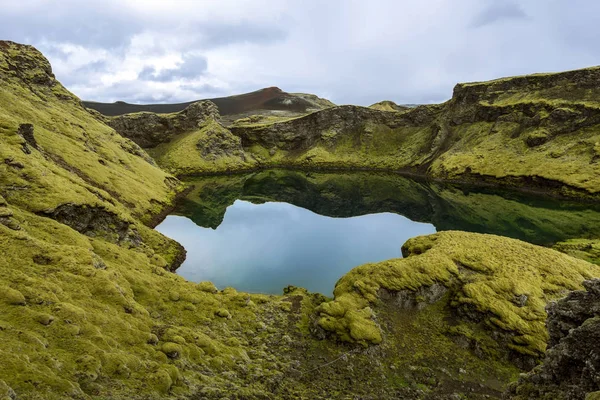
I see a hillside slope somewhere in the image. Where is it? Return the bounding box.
[2,41,600,399]
[84,87,334,118]
[127,66,600,199]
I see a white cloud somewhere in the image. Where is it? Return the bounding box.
[1,0,599,105]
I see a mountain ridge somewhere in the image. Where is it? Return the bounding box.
[83,86,335,117]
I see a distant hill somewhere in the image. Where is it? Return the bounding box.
[368,100,411,112]
[83,87,335,116]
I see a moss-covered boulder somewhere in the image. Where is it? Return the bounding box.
[317,231,600,367]
[149,119,254,174]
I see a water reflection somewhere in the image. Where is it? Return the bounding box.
[156,170,600,294]
[157,200,435,295]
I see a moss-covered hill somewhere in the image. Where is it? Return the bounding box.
[84,86,335,127]
[112,66,600,200]
[369,100,411,112]
[2,40,600,399]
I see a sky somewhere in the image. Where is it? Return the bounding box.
[1,0,599,105]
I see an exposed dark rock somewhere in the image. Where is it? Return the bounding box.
[166,242,187,273]
[0,199,20,231]
[18,123,38,149]
[4,158,24,169]
[379,283,448,310]
[506,279,600,399]
[32,254,52,265]
[40,203,141,245]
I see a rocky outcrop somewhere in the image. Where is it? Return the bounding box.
[230,105,435,151]
[107,100,220,148]
[506,279,600,399]
[196,122,246,160]
[452,66,600,106]
[0,41,56,88]
[40,204,141,245]
[149,66,600,199]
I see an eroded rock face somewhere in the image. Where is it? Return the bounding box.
[196,123,246,161]
[0,41,56,87]
[108,101,220,148]
[229,105,431,151]
[379,283,448,310]
[41,204,141,245]
[506,279,600,399]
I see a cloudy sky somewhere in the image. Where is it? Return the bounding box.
[2,0,599,105]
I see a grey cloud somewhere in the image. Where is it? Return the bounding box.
[195,22,287,48]
[471,2,529,28]
[1,2,285,51]
[180,83,225,96]
[59,60,108,86]
[2,1,599,106]
[139,55,209,82]
[1,1,140,49]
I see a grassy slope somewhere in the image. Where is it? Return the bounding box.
[145,67,600,200]
[317,231,600,356]
[2,42,600,399]
[369,100,410,112]
[148,119,258,174]
[0,43,180,224]
[0,41,319,400]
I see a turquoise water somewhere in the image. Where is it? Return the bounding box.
[156,170,600,295]
[157,200,435,295]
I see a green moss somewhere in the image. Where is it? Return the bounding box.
[3,41,600,399]
[0,43,183,226]
[215,308,231,319]
[160,342,182,359]
[148,119,257,175]
[197,281,218,293]
[554,238,600,265]
[0,286,26,306]
[317,231,599,356]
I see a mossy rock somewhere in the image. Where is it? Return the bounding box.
[0,287,25,306]
[317,231,600,360]
[33,313,55,326]
[197,281,218,293]
[148,369,173,394]
[215,308,231,319]
[525,130,550,147]
[160,342,182,359]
